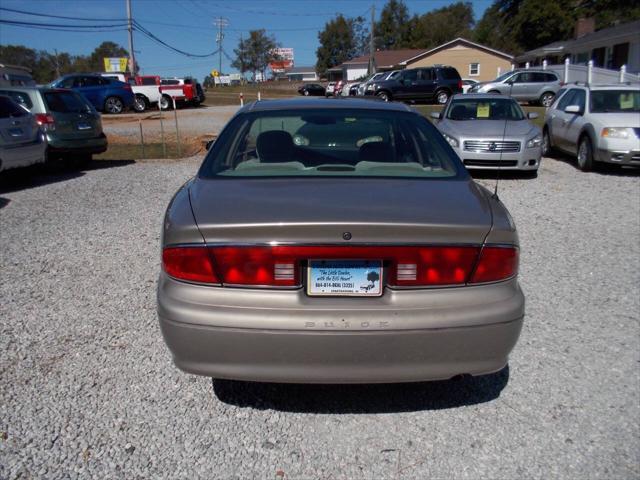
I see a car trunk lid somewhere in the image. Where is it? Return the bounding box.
[189,177,492,245]
[43,90,102,140]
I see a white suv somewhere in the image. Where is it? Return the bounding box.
[542,84,640,171]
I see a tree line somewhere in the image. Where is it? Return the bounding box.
[316,0,640,74]
[0,42,129,84]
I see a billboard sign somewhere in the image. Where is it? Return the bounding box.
[269,60,294,73]
[103,57,129,73]
[273,48,294,61]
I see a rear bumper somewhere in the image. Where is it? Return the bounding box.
[48,133,108,155]
[0,133,47,172]
[157,273,525,383]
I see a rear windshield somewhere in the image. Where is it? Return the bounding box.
[44,91,92,113]
[590,90,640,113]
[200,109,464,179]
[0,96,28,118]
[0,90,33,109]
[446,98,525,121]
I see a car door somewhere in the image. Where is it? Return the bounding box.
[413,68,437,101]
[549,89,578,151]
[509,72,535,100]
[395,69,418,99]
[560,89,587,154]
[73,76,102,110]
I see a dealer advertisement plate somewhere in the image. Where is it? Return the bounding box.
[307,259,382,297]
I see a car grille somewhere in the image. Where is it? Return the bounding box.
[464,159,518,167]
[463,140,521,153]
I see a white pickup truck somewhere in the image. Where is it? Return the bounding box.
[100,73,162,113]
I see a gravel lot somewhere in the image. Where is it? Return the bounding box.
[0,155,638,479]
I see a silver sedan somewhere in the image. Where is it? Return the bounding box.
[432,94,542,174]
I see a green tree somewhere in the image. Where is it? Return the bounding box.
[408,2,475,49]
[87,41,130,72]
[232,30,278,81]
[0,45,38,70]
[316,15,358,75]
[375,0,411,50]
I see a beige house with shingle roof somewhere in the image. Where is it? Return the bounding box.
[403,38,514,81]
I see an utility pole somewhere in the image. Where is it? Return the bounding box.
[126,0,136,74]
[369,4,375,75]
[53,49,60,78]
[214,17,229,76]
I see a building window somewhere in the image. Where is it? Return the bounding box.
[469,63,480,76]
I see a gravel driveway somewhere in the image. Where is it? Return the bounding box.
[0,157,638,479]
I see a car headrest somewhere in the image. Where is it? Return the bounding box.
[359,142,395,163]
[450,105,468,120]
[256,131,294,163]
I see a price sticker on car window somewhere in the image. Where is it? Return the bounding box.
[477,103,490,118]
[620,94,634,110]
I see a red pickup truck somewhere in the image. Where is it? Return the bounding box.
[159,77,205,110]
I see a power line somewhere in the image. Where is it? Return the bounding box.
[0,6,126,22]
[207,1,339,17]
[0,19,129,30]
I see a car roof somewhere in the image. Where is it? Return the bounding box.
[451,93,514,101]
[239,97,414,113]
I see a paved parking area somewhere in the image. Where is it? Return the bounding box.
[0,156,638,479]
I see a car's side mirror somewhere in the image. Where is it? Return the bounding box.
[430,111,442,120]
[527,112,539,119]
[564,105,582,115]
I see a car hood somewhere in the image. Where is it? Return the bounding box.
[189,177,493,245]
[587,112,640,128]
[439,119,538,138]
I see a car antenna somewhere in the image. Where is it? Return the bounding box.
[493,80,515,199]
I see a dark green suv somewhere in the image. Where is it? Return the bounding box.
[364,65,462,104]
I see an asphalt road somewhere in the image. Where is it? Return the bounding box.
[0,155,638,479]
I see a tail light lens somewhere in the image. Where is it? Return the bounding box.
[470,246,518,284]
[458,80,463,90]
[35,113,55,131]
[162,245,518,287]
[162,247,219,284]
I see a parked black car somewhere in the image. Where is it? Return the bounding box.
[297,83,326,96]
[364,66,462,104]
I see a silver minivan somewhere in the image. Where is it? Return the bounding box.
[469,69,561,107]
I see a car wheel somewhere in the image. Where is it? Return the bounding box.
[376,91,390,102]
[133,95,147,113]
[577,136,595,172]
[540,92,555,107]
[160,95,173,110]
[303,90,310,96]
[435,90,450,105]
[488,90,500,95]
[104,96,124,114]
[541,129,553,157]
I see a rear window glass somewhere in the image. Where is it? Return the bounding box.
[161,79,179,85]
[0,96,27,118]
[439,68,461,80]
[0,90,33,109]
[590,90,640,113]
[44,91,92,113]
[200,109,463,179]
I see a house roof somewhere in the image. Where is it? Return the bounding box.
[285,66,317,74]
[402,38,514,65]
[515,19,640,62]
[342,49,427,69]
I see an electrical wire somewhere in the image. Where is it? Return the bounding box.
[0,6,126,22]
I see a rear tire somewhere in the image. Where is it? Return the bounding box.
[435,90,450,105]
[540,92,555,107]
[133,95,148,113]
[104,96,124,114]
[577,136,595,172]
[160,95,173,110]
[541,128,553,157]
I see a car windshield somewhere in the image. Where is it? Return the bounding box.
[446,98,525,121]
[493,71,515,83]
[590,90,640,113]
[44,91,92,113]
[200,108,462,178]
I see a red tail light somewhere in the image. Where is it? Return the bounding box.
[35,113,55,131]
[162,245,518,287]
[123,83,133,91]
[162,247,219,284]
[470,246,518,284]
[458,80,463,90]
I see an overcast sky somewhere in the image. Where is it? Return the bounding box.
[0,0,493,80]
